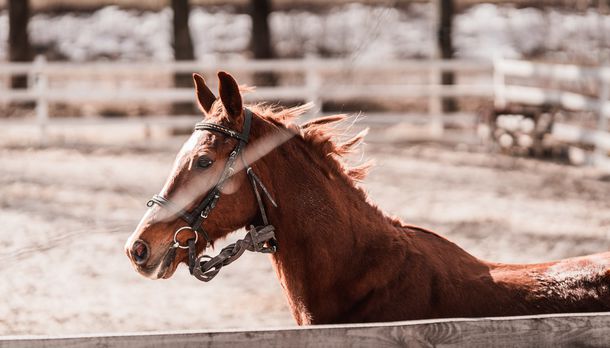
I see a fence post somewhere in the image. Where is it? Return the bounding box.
[493,57,506,110]
[305,54,322,119]
[34,55,49,147]
[595,68,609,167]
[428,63,443,136]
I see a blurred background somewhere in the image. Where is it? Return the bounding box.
[1,0,610,336]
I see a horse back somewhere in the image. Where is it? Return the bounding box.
[493,251,610,313]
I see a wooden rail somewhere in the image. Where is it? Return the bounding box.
[0,56,492,139]
[0,58,492,75]
[2,312,610,347]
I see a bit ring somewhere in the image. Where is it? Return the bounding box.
[173,226,198,249]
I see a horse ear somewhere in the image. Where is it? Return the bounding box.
[193,73,216,114]
[217,71,243,118]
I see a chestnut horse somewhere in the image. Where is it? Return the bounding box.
[125,71,610,325]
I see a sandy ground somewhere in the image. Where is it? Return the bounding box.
[1,137,610,336]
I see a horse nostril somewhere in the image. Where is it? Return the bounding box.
[131,240,149,265]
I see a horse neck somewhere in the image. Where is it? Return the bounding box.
[253,135,487,323]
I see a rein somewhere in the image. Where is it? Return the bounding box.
[146,108,278,282]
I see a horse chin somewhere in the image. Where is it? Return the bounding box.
[155,262,178,279]
[152,249,181,280]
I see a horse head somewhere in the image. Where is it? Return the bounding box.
[125,72,261,279]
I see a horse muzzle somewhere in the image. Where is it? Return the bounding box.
[125,239,179,280]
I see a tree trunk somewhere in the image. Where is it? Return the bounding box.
[171,0,195,115]
[436,0,457,112]
[249,0,277,86]
[8,0,32,89]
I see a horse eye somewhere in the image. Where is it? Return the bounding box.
[197,156,213,169]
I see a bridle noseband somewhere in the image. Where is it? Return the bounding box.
[146,108,278,282]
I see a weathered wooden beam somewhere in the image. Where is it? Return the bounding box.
[2,312,610,348]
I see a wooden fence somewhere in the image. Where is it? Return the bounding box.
[1,56,610,168]
[0,56,492,134]
[1,312,610,347]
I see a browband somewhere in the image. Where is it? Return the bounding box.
[194,122,249,143]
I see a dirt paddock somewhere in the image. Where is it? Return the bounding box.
[1,137,610,335]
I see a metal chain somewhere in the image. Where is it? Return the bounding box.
[191,225,277,282]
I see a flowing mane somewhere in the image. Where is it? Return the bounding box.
[256,103,372,182]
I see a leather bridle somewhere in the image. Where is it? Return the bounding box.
[146,108,278,282]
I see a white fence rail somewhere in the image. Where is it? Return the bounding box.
[0,56,494,104]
